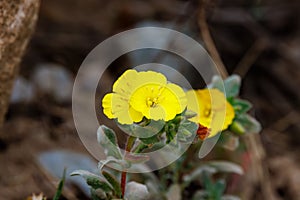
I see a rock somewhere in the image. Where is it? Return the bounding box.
[124,181,150,200]
[32,63,73,103]
[38,150,98,197]
[10,77,35,104]
[0,0,40,125]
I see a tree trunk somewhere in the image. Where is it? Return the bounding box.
[0,0,40,125]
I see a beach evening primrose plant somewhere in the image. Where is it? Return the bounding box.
[71,70,261,200]
[102,70,187,124]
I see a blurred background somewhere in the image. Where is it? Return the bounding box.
[1,0,300,199]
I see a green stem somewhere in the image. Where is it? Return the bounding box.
[121,136,136,198]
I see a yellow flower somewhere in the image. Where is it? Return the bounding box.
[102,69,187,124]
[186,88,235,138]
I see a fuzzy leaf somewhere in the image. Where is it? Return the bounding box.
[213,180,226,199]
[219,131,239,151]
[177,120,198,142]
[209,75,224,92]
[229,121,246,135]
[231,99,252,115]
[118,120,164,138]
[206,161,244,175]
[184,110,198,119]
[97,126,122,159]
[70,170,112,192]
[224,75,241,98]
[98,157,130,172]
[183,165,217,184]
[102,171,122,198]
[140,134,160,145]
[90,188,107,200]
[192,190,209,200]
[235,114,262,134]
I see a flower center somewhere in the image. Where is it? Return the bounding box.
[204,107,212,117]
[146,97,159,107]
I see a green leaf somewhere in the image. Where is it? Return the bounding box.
[118,120,165,138]
[231,99,252,115]
[184,110,198,119]
[224,75,241,98]
[90,188,107,200]
[235,114,262,134]
[202,172,214,192]
[219,131,239,151]
[166,123,177,144]
[209,75,224,92]
[229,121,246,135]
[70,170,113,192]
[213,180,226,199]
[98,158,130,172]
[183,165,217,184]
[97,126,122,159]
[53,168,66,200]
[86,177,113,192]
[177,120,198,142]
[192,190,209,200]
[102,171,122,198]
[206,161,244,175]
[209,75,241,98]
[140,134,160,145]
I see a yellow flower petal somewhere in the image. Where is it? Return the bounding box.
[186,88,235,138]
[102,69,187,124]
[136,71,167,86]
[112,69,138,97]
[102,93,114,119]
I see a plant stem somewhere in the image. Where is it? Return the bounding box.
[121,135,136,198]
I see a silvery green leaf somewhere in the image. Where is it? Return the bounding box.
[192,190,209,200]
[219,131,239,151]
[231,98,252,115]
[166,184,181,200]
[229,121,246,135]
[236,114,262,134]
[91,188,107,200]
[224,75,241,98]
[206,161,244,175]
[184,110,198,119]
[98,157,130,171]
[97,126,122,159]
[214,179,226,198]
[70,170,112,192]
[177,120,198,142]
[118,120,165,138]
[183,165,217,184]
[208,75,224,92]
[124,181,150,200]
[102,171,122,198]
